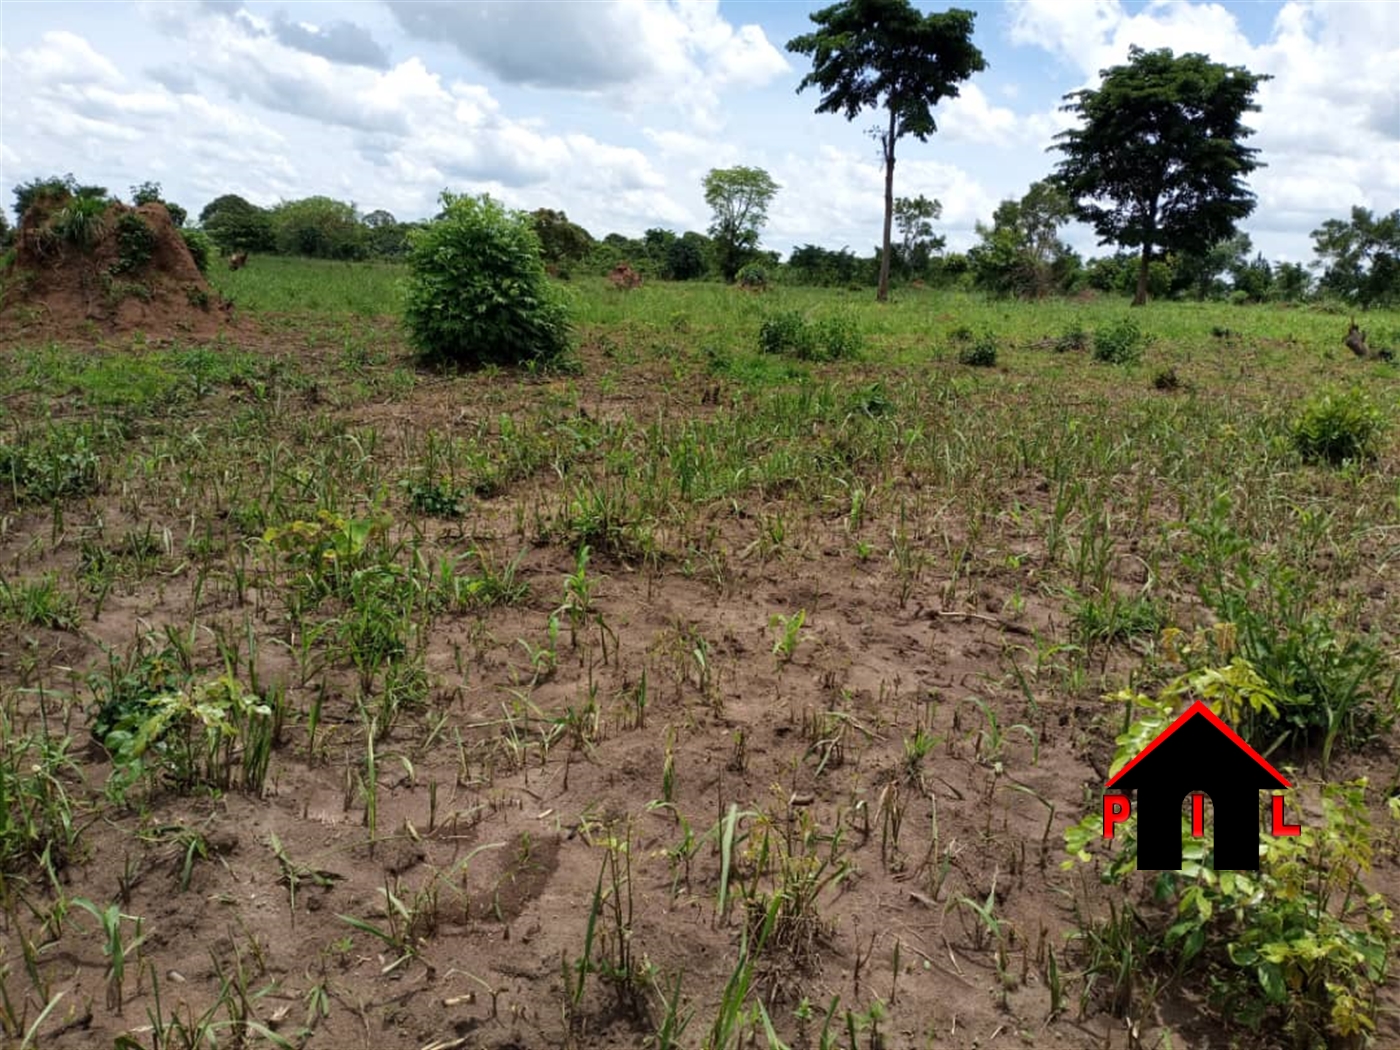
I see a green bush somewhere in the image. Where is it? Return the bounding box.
[1092,317,1146,364]
[814,314,862,360]
[110,212,156,275]
[1064,675,1395,1047]
[758,311,860,362]
[736,263,768,289]
[1291,387,1385,465]
[403,192,572,369]
[759,311,812,357]
[180,228,213,273]
[957,331,998,367]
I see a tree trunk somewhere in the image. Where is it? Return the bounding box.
[878,106,897,303]
[1134,242,1151,306]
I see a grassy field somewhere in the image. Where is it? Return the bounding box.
[2,259,1399,1050]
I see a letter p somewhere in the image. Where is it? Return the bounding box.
[1102,793,1131,838]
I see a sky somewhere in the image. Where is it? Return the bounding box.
[1,0,1397,265]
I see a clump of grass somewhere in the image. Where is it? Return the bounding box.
[51,197,108,250]
[1291,387,1385,465]
[1093,317,1146,364]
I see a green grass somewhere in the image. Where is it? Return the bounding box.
[3,256,1400,1050]
[207,255,406,315]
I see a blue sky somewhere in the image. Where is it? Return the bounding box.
[2,1,1397,264]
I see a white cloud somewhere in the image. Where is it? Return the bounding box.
[768,145,998,253]
[12,29,123,85]
[388,0,788,130]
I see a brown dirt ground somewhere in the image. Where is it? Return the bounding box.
[0,321,1396,1050]
[0,199,238,344]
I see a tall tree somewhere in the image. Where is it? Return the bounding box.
[1311,207,1400,307]
[968,181,1076,299]
[788,0,985,303]
[1052,46,1269,306]
[702,166,779,283]
[893,194,944,278]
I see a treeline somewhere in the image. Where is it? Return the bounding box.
[3,172,1396,308]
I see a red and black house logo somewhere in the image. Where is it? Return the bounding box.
[1101,701,1301,870]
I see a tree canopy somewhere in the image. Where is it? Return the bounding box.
[702,166,779,283]
[788,0,985,302]
[1052,46,1269,305]
[199,194,276,254]
[893,195,944,279]
[968,180,1078,298]
[1311,207,1400,307]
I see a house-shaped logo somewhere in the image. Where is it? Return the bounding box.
[1101,701,1299,870]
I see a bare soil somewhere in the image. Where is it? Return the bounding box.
[1,318,1396,1050]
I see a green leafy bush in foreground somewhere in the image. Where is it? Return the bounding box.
[1291,387,1385,465]
[403,192,572,369]
[1063,654,1394,1048]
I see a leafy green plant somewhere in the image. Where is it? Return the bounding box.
[99,673,278,796]
[1186,499,1395,762]
[401,475,468,518]
[109,212,156,275]
[403,191,572,369]
[957,331,997,367]
[1093,317,1146,364]
[1066,687,1393,1048]
[180,227,213,273]
[0,426,102,503]
[770,608,807,663]
[759,311,814,358]
[1291,387,1385,465]
[759,312,859,361]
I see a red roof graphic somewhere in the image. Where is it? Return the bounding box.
[1106,700,1291,789]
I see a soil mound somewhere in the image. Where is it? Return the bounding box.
[0,197,237,344]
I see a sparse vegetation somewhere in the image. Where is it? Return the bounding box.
[1,254,1398,1050]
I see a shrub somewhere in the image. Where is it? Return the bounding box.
[51,196,108,250]
[1291,387,1385,465]
[1065,675,1394,1047]
[813,314,861,360]
[759,311,815,358]
[180,228,213,273]
[736,263,768,290]
[957,331,997,367]
[758,312,860,361]
[403,192,572,369]
[1092,317,1146,364]
[110,212,156,275]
